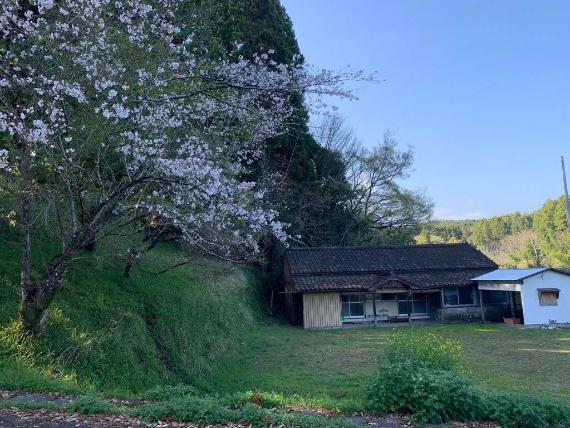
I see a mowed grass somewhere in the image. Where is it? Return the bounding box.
[213,322,570,406]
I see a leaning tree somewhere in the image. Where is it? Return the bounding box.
[0,0,366,333]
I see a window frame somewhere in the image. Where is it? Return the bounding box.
[341,294,366,319]
[375,293,429,316]
[538,289,560,307]
[442,286,476,307]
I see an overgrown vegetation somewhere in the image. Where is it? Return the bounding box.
[134,392,361,428]
[366,330,570,427]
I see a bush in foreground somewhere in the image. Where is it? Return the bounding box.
[366,329,570,427]
[366,360,481,423]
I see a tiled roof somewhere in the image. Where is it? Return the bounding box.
[285,244,497,292]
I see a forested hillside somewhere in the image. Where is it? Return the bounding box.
[417,196,570,268]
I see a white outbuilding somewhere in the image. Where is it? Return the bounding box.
[472,268,570,326]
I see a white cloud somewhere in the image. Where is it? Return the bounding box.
[433,207,487,221]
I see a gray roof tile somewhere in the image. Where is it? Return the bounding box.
[286,244,497,292]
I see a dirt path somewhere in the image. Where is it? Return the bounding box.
[0,409,500,428]
[0,409,252,428]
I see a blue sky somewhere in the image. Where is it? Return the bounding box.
[281,0,570,220]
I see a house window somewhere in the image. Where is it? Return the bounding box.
[379,293,428,316]
[341,294,365,318]
[538,289,559,306]
[443,287,474,306]
[378,293,397,300]
[483,290,509,304]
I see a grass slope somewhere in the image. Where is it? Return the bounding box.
[0,224,261,396]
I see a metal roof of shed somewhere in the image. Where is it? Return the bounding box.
[472,268,549,282]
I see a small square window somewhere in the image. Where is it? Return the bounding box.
[443,288,459,306]
[538,289,559,306]
[341,294,365,318]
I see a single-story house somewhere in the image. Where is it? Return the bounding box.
[474,268,570,326]
[283,243,503,329]
[283,244,570,329]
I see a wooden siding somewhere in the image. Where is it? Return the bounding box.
[303,293,341,329]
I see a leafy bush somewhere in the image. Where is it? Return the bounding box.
[366,329,570,426]
[135,395,233,424]
[480,390,570,428]
[383,329,463,370]
[366,361,481,423]
[68,395,116,415]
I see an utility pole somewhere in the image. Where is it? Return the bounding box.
[562,156,570,229]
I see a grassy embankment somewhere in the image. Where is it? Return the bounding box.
[0,223,262,396]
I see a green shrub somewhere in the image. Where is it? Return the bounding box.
[480,390,570,428]
[366,361,481,423]
[367,330,570,426]
[135,395,233,424]
[68,395,116,415]
[383,329,463,370]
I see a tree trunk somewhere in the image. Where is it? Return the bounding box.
[19,245,76,334]
[18,138,40,332]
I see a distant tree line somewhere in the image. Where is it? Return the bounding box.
[417,197,570,269]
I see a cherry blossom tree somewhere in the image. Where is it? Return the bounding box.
[0,0,366,333]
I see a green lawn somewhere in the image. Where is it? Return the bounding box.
[213,322,570,407]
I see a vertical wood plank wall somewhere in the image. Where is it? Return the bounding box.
[303,293,341,329]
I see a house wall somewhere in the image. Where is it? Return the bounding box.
[438,306,481,322]
[520,271,570,325]
[303,293,341,329]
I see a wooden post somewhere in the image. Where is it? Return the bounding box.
[440,289,445,322]
[478,288,486,323]
[372,292,377,326]
[407,290,412,323]
[509,291,516,318]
